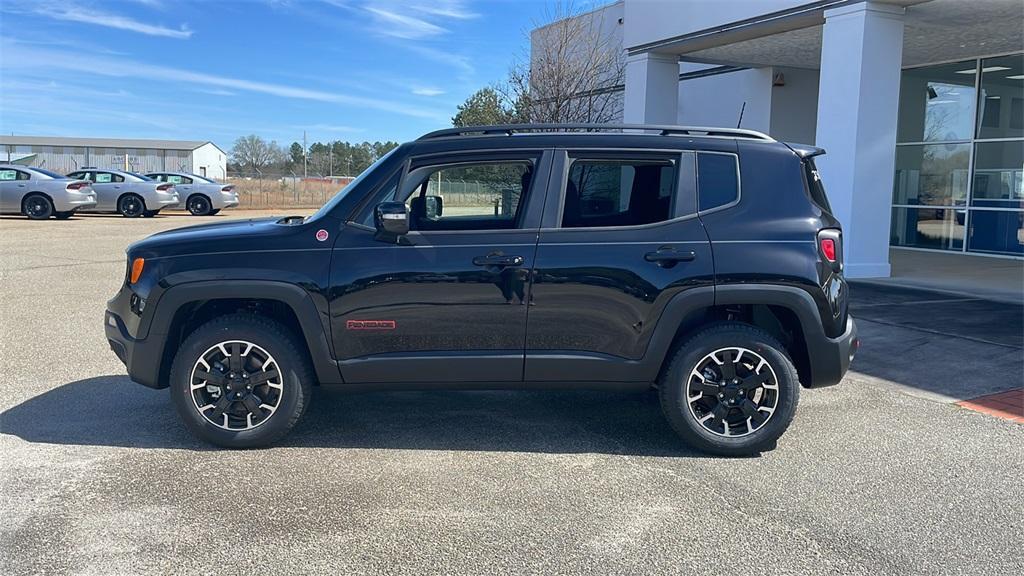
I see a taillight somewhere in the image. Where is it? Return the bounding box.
[817,229,843,272]
[66,182,88,190]
[222,185,234,192]
[156,183,174,191]
[820,238,836,262]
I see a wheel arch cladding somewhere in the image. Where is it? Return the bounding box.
[149,281,341,389]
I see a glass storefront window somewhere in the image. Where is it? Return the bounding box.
[967,210,1024,255]
[977,54,1024,140]
[890,207,965,251]
[972,141,1024,208]
[893,143,970,205]
[897,60,977,143]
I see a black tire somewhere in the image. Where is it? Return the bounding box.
[143,210,159,218]
[118,194,145,218]
[23,194,54,220]
[208,208,221,216]
[169,314,313,448]
[54,211,74,220]
[187,194,212,216]
[659,323,799,456]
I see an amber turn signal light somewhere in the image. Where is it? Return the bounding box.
[130,258,145,284]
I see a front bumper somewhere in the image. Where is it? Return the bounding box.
[105,285,165,389]
[805,315,859,388]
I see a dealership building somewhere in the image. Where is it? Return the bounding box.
[0,136,227,181]
[537,0,1023,290]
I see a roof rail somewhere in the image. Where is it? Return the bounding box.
[417,123,774,142]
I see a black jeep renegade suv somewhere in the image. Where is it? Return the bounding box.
[105,124,858,456]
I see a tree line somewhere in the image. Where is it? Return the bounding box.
[229,135,398,177]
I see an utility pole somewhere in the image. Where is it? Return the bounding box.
[302,130,307,201]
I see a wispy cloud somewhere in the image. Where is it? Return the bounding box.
[364,5,445,39]
[1,40,446,120]
[197,88,237,97]
[412,1,478,20]
[302,124,366,133]
[412,87,445,97]
[6,1,193,38]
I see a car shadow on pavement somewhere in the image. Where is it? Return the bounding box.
[0,375,709,457]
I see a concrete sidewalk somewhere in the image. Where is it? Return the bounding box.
[848,282,1024,406]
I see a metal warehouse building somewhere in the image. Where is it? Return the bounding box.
[0,136,227,180]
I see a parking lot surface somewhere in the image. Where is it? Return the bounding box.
[2,211,1022,575]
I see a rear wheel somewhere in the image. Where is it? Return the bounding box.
[23,194,53,220]
[118,194,145,218]
[187,194,212,216]
[169,314,313,448]
[659,323,799,456]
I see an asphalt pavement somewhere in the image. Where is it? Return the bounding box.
[1,211,1021,575]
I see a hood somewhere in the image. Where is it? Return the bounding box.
[128,216,304,258]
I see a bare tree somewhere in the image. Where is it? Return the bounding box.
[230,135,284,174]
[505,1,625,124]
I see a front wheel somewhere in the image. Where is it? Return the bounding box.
[169,314,313,448]
[659,323,799,456]
[118,194,146,218]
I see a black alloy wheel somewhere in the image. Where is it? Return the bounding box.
[187,195,212,216]
[23,194,54,220]
[118,194,145,218]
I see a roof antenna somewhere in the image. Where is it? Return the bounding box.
[736,101,746,129]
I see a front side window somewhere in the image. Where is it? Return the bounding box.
[167,175,184,184]
[697,152,740,211]
[95,172,114,183]
[402,161,534,231]
[0,169,17,181]
[562,159,676,228]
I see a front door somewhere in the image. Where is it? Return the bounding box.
[330,149,552,384]
[524,148,717,382]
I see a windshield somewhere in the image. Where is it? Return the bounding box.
[305,147,400,222]
[191,174,216,183]
[30,167,66,179]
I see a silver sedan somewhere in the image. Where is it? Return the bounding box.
[66,168,180,218]
[146,171,239,216]
[0,164,97,219]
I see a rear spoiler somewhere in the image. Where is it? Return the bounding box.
[784,142,826,159]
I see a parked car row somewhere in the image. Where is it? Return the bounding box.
[0,164,239,220]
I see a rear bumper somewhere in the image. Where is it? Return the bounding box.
[805,315,858,388]
[53,194,97,212]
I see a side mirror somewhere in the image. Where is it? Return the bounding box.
[374,201,409,242]
[410,195,443,220]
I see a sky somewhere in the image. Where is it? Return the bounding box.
[0,0,563,149]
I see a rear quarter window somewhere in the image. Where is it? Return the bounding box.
[803,159,833,214]
[697,152,740,212]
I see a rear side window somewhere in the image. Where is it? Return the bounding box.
[803,159,833,213]
[562,159,675,228]
[697,152,739,211]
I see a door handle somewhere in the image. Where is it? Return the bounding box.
[644,248,696,268]
[473,253,524,268]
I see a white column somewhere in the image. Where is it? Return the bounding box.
[814,1,905,278]
[623,52,679,124]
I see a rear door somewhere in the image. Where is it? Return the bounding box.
[329,149,552,384]
[91,171,124,210]
[0,168,25,211]
[524,147,715,382]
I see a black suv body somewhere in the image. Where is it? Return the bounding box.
[106,124,858,455]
